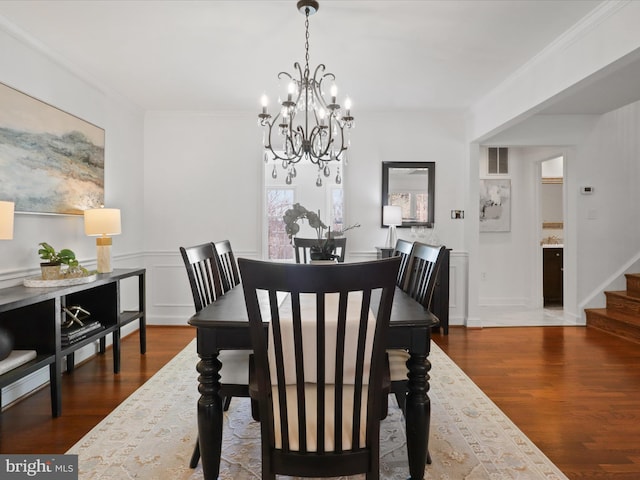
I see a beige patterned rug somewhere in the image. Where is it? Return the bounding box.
[67,339,568,479]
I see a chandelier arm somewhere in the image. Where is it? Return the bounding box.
[277,71,293,81]
[262,110,282,149]
[292,63,304,108]
[264,111,301,164]
[308,123,332,161]
[311,64,330,111]
[326,115,348,160]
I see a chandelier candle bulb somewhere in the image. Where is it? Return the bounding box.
[261,94,268,114]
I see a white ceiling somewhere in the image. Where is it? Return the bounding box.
[0,0,607,113]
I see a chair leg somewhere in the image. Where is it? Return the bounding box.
[427,450,432,464]
[223,396,232,411]
[189,439,200,468]
[394,392,406,414]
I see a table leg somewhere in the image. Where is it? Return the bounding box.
[197,352,224,480]
[405,351,431,479]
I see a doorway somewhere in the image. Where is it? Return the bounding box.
[540,156,564,308]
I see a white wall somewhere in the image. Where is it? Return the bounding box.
[575,102,640,310]
[478,101,640,321]
[346,110,467,254]
[143,109,470,326]
[0,27,145,281]
[0,24,145,406]
[478,147,547,308]
[466,2,640,325]
[467,1,640,142]
[142,111,263,325]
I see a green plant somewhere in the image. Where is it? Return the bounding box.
[38,242,93,278]
[38,242,78,266]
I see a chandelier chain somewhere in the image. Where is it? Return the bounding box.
[304,8,310,79]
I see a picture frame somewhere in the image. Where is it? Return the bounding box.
[479,179,511,232]
[0,82,105,215]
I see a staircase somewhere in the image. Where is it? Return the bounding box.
[586,273,640,343]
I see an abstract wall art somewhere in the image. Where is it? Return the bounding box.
[479,179,511,232]
[0,82,104,215]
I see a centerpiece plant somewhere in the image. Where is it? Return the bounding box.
[283,203,360,260]
[38,242,92,280]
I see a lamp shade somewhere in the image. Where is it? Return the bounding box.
[383,205,402,226]
[0,201,15,240]
[84,208,121,236]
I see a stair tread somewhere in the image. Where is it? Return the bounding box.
[586,308,640,324]
[605,290,640,299]
[586,309,640,344]
[605,291,640,306]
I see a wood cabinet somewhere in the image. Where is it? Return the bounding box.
[543,248,563,306]
[0,268,146,416]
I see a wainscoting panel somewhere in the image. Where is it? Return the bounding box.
[144,250,259,326]
[144,250,469,327]
[449,251,468,326]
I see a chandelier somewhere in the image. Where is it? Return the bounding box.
[258,0,354,187]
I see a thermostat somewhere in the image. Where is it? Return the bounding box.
[580,186,594,195]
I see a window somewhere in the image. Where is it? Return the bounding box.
[266,188,294,260]
[264,157,345,260]
[488,147,508,174]
[330,187,344,233]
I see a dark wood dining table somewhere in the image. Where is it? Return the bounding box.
[188,284,438,480]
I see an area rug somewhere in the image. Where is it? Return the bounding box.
[67,339,569,479]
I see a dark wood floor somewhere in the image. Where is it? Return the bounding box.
[433,326,640,480]
[0,326,195,454]
[1,325,640,479]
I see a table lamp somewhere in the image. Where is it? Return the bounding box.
[0,201,14,240]
[0,201,15,359]
[84,207,121,273]
[383,205,402,249]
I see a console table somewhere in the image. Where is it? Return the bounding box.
[0,268,146,417]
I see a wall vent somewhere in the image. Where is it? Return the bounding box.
[488,147,508,174]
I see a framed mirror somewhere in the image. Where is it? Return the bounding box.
[381,161,435,228]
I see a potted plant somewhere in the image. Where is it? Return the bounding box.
[38,242,86,280]
[283,203,360,261]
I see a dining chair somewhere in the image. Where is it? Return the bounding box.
[214,239,241,292]
[238,257,401,479]
[293,237,347,263]
[392,238,414,289]
[389,242,445,414]
[179,242,251,468]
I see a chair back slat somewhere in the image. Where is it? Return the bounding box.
[393,239,414,289]
[404,242,445,310]
[214,240,240,292]
[179,243,224,311]
[240,257,400,477]
[293,237,347,263]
